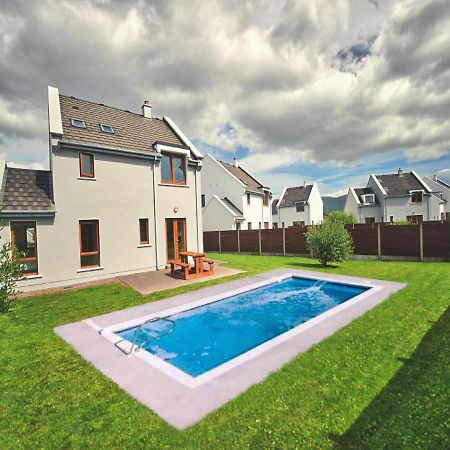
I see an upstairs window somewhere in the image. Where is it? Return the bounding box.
[79,153,95,178]
[71,118,86,128]
[201,194,206,208]
[247,193,251,205]
[100,124,114,134]
[361,194,375,204]
[411,191,423,203]
[263,192,269,206]
[295,202,305,212]
[161,153,186,184]
[11,221,38,276]
[79,220,100,268]
[139,218,149,245]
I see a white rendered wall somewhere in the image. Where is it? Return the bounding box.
[202,197,235,231]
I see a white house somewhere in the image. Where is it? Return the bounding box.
[423,175,450,220]
[201,154,271,231]
[344,169,446,223]
[0,87,204,292]
[272,184,323,227]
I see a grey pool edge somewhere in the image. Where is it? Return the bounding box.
[54,269,405,429]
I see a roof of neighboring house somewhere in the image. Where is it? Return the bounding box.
[432,177,450,190]
[59,95,185,155]
[375,172,426,196]
[1,167,54,211]
[222,197,244,217]
[354,187,378,204]
[218,160,267,194]
[279,185,313,208]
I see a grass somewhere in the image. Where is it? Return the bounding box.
[0,254,449,449]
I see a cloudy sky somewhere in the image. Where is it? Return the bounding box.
[1,0,450,195]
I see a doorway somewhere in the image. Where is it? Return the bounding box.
[165,218,186,261]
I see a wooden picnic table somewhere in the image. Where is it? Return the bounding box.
[167,251,214,280]
[179,251,204,276]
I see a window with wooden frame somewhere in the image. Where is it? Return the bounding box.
[11,221,38,276]
[411,191,423,203]
[263,192,269,206]
[79,152,95,178]
[161,152,186,184]
[247,222,252,230]
[295,202,305,212]
[139,218,149,245]
[201,195,206,208]
[247,193,251,205]
[79,220,100,268]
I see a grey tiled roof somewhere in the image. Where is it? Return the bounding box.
[2,167,54,211]
[219,161,266,194]
[222,197,244,217]
[279,185,313,208]
[354,187,378,204]
[376,172,425,196]
[59,95,185,154]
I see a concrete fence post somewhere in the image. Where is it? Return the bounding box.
[419,221,424,261]
[237,228,240,253]
[259,227,262,255]
[377,223,382,259]
[282,226,286,256]
[218,230,222,253]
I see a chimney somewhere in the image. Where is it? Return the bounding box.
[433,173,437,181]
[233,157,238,167]
[303,180,306,187]
[142,100,152,118]
[397,168,403,177]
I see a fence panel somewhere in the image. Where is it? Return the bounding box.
[285,226,309,254]
[423,222,450,258]
[346,224,378,255]
[261,228,284,253]
[203,231,220,252]
[220,230,239,252]
[380,224,420,257]
[239,230,260,253]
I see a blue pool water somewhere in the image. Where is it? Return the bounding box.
[117,277,368,377]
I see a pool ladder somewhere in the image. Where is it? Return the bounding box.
[125,317,176,355]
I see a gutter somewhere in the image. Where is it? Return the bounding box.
[0,210,57,218]
[152,167,159,270]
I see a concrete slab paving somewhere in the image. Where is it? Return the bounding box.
[55,269,404,429]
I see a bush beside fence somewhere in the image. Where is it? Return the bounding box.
[204,221,450,261]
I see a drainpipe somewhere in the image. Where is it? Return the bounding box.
[194,165,200,252]
[152,164,159,269]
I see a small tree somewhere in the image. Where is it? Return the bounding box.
[0,234,24,313]
[306,222,353,266]
[325,210,358,226]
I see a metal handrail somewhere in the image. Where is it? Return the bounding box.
[128,317,176,354]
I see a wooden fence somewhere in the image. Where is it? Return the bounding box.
[203,221,450,261]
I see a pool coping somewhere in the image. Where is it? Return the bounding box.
[55,269,405,429]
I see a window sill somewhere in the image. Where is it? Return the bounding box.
[77,266,104,273]
[137,243,152,248]
[78,177,97,181]
[19,274,43,281]
[158,183,189,188]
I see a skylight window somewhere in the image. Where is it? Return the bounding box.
[71,118,86,128]
[100,124,114,134]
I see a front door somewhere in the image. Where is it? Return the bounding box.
[165,218,186,261]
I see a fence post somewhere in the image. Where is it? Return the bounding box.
[218,230,222,253]
[282,226,286,256]
[237,228,240,253]
[377,223,381,259]
[419,221,424,261]
[259,226,262,255]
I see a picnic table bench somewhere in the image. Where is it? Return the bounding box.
[168,251,215,280]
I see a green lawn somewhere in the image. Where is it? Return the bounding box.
[0,254,449,449]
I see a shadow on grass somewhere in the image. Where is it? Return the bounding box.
[330,307,449,449]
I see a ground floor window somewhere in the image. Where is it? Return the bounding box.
[139,218,149,244]
[293,221,305,227]
[11,221,38,276]
[406,215,423,224]
[236,222,241,231]
[79,220,100,268]
[273,222,278,229]
[264,222,269,229]
[248,222,252,230]
[365,217,375,224]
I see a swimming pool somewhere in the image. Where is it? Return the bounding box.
[57,269,404,429]
[117,277,368,377]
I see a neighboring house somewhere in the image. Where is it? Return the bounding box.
[272,184,323,227]
[344,169,445,223]
[201,154,271,231]
[0,87,203,292]
[423,175,450,220]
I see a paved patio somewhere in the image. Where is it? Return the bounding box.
[117,263,244,295]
